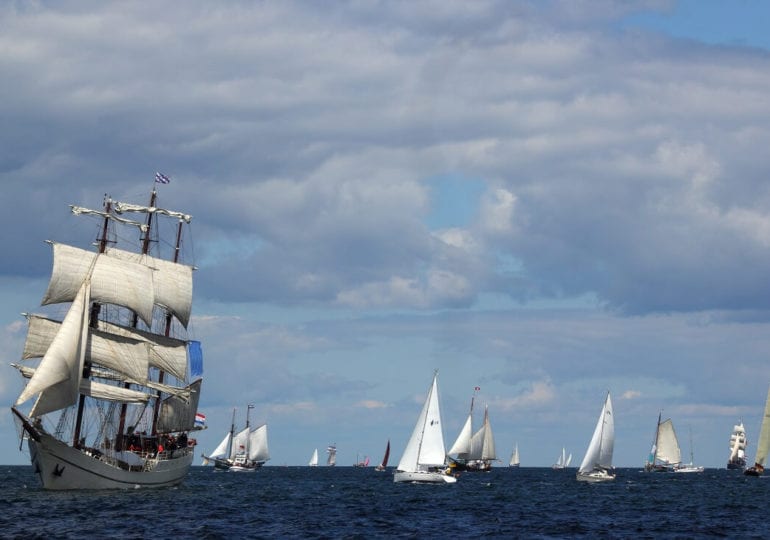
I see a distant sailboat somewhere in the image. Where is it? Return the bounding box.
[375,439,390,471]
[745,385,770,477]
[552,447,572,469]
[645,413,680,472]
[202,405,270,472]
[674,427,704,473]
[576,392,615,482]
[309,448,318,467]
[727,421,748,470]
[326,444,337,466]
[354,454,370,467]
[447,388,497,471]
[393,371,456,484]
[509,444,520,468]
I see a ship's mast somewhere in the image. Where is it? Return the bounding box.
[73,195,113,447]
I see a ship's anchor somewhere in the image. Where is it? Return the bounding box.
[53,464,65,477]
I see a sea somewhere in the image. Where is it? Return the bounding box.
[1,465,767,539]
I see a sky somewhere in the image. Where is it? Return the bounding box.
[2,0,770,468]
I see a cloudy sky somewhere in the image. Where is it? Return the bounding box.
[2,0,770,468]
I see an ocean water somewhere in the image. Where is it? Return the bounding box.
[0,465,767,539]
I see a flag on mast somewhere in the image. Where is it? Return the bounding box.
[155,172,171,184]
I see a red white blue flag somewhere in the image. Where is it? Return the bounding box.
[155,171,171,184]
[194,412,206,428]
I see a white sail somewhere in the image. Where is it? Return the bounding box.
[578,392,614,474]
[17,282,91,416]
[13,364,152,403]
[231,426,251,456]
[209,433,232,460]
[447,413,473,458]
[327,445,337,466]
[248,424,270,462]
[42,243,156,327]
[98,321,189,381]
[309,448,319,466]
[753,386,770,466]
[396,372,446,472]
[480,406,496,461]
[24,315,150,384]
[105,248,193,328]
[656,419,682,466]
[510,444,520,466]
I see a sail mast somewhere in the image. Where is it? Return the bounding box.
[72,195,113,447]
[151,197,185,436]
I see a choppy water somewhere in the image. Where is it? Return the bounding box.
[1,466,768,538]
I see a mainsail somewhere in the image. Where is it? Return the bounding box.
[11,186,204,490]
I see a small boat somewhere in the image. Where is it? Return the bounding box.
[309,448,319,467]
[394,371,457,484]
[353,454,369,467]
[644,413,680,472]
[552,447,572,469]
[10,182,203,490]
[726,421,748,470]
[745,385,770,477]
[509,443,520,468]
[674,427,704,473]
[375,439,390,471]
[576,392,615,482]
[326,444,337,466]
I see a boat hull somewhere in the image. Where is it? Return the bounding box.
[393,470,457,484]
[28,431,193,490]
[576,469,615,482]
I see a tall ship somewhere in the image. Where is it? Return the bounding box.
[727,421,748,470]
[326,444,337,466]
[11,180,204,489]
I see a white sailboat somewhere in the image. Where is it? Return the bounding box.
[745,385,770,477]
[11,183,203,490]
[202,405,270,472]
[509,443,520,468]
[645,413,687,472]
[309,448,319,467]
[394,371,457,484]
[552,447,572,469]
[447,388,497,471]
[674,427,704,473]
[727,421,748,470]
[576,392,615,482]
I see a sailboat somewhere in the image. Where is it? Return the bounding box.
[229,405,270,472]
[394,371,457,483]
[326,444,337,466]
[509,443,520,468]
[201,405,270,472]
[674,427,703,473]
[576,392,615,482]
[354,454,370,467]
[745,385,770,477]
[727,421,748,470]
[552,447,572,469]
[10,183,204,489]
[309,448,319,467]
[447,389,497,471]
[645,413,682,472]
[375,439,390,471]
